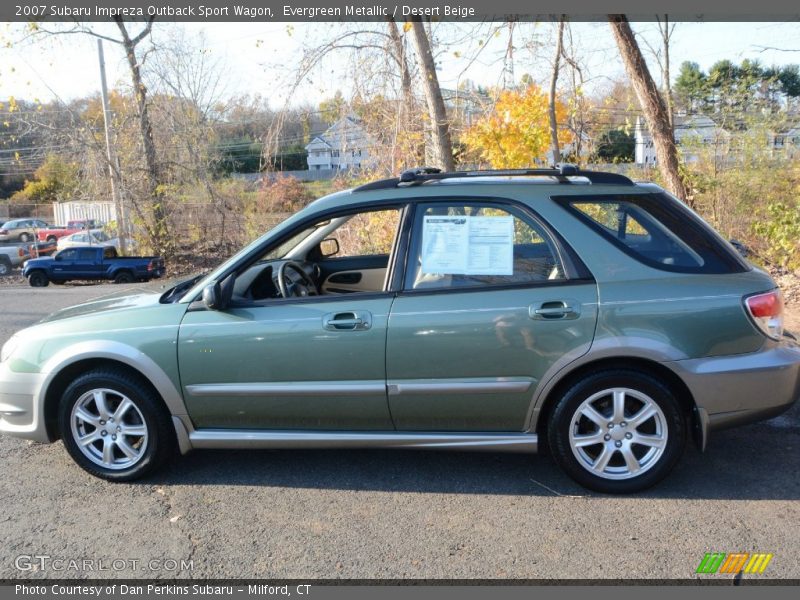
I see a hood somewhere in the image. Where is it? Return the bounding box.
[40,290,164,324]
[25,257,55,268]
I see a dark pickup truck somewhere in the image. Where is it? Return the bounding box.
[23,246,165,287]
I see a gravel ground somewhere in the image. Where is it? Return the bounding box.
[0,283,798,581]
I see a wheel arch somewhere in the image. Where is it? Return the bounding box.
[531,355,700,451]
[40,341,187,441]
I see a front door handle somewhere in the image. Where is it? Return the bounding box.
[529,300,580,320]
[323,311,372,331]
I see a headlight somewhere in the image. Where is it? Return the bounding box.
[1,336,19,363]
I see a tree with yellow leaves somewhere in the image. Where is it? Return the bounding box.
[462,84,573,169]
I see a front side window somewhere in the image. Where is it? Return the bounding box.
[405,202,565,290]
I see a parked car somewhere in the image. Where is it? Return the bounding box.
[38,219,105,242]
[0,245,28,276]
[0,218,49,243]
[22,245,165,286]
[0,166,797,492]
[57,229,120,252]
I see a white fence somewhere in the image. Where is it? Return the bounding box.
[53,201,116,226]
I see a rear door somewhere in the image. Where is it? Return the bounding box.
[386,200,598,432]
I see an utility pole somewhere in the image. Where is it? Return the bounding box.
[97,39,128,254]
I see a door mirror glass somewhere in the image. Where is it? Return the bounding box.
[319,238,340,258]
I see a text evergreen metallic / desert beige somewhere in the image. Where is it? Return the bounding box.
[1,167,798,493]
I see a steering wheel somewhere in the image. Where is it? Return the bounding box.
[277,261,319,298]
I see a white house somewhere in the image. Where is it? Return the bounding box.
[634,115,729,166]
[305,117,371,171]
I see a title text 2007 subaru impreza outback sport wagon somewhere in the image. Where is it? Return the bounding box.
[1,166,798,493]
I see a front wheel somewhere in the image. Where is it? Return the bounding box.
[547,370,686,494]
[58,368,175,481]
[28,270,49,287]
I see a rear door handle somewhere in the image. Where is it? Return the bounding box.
[529,300,580,320]
[323,311,372,331]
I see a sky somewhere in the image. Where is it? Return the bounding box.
[1,20,800,109]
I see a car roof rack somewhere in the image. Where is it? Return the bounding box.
[352,164,634,192]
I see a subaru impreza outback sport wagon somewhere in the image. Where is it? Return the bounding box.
[1,167,798,493]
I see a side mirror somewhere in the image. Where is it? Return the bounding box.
[202,282,222,310]
[319,238,340,258]
[202,273,235,311]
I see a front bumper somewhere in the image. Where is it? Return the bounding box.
[0,361,49,443]
[667,341,800,433]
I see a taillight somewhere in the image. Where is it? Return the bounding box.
[745,289,784,340]
[147,261,154,271]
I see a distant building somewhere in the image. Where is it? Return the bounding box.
[305,116,371,171]
[634,115,730,166]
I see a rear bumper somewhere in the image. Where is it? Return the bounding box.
[667,341,800,433]
[0,361,49,443]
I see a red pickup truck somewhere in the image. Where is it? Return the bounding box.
[37,219,102,242]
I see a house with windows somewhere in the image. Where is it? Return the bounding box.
[305,116,371,171]
[634,115,730,166]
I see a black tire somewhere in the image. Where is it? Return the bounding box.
[28,270,49,287]
[19,232,30,242]
[547,369,686,494]
[0,257,11,277]
[46,235,57,242]
[58,368,175,482]
[114,270,135,284]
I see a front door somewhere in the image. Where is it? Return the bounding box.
[178,205,405,431]
[386,200,598,431]
[178,296,395,430]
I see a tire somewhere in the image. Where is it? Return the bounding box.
[28,270,49,287]
[114,270,135,284]
[47,235,57,242]
[19,232,30,242]
[0,258,11,277]
[58,368,175,482]
[547,369,686,494]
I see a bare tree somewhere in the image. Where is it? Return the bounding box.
[547,16,566,165]
[609,15,687,201]
[408,19,455,171]
[23,18,172,253]
[641,16,677,132]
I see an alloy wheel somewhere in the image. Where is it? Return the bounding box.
[70,388,149,470]
[568,387,668,480]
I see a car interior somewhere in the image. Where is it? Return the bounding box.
[228,208,402,304]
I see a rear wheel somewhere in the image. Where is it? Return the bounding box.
[114,270,135,284]
[547,369,686,493]
[0,257,11,276]
[19,232,30,242]
[28,270,49,287]
[58,368,175,481]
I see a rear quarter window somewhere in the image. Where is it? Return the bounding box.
[555,193,748,274]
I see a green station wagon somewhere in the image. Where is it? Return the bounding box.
[1,167,798,493]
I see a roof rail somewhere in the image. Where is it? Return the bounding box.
[352,164,634,192]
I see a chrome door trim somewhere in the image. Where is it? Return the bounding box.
[387,377,533,396]
[185,381,386,397]
[186,429,537,453]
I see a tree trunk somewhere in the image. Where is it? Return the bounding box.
[386,18,414,108]
[657,14,674,133]
[409,19,455,171]
[114,17,171,255]
[609,15,687,201]
[547,16,566,166]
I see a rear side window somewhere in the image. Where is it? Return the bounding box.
[557,194,747,274]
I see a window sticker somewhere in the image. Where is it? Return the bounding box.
[421,215,514,275]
